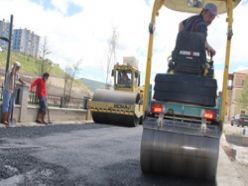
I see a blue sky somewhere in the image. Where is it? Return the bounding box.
[31,0,55,11]
[243,0,248,5]
[144,0,152,6]
[31,0,82,16]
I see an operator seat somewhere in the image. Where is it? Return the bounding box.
[171,31,207,75]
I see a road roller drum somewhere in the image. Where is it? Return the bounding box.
[140,119,221,180]
[89,89,143,127]
[92,89,140,104]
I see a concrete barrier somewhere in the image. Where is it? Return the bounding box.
[225,134,248,147]
[1,84,92,125]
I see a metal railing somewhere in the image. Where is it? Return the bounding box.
[28,92,90,109]
[0,85,90,109]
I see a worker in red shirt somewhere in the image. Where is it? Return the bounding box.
[30,72,49,124]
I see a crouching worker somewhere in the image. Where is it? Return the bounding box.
[30,72,49,124]
[1,62,25,126]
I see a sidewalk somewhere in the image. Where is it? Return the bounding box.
[217,134,245,186]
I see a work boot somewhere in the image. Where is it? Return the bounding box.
[1,112,9,127]
[6,112,10,124]
[36,112,43,123]
[41,113,48,125]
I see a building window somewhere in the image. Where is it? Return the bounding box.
[241,80,245,86]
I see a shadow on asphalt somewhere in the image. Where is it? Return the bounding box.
[81,159,216,186]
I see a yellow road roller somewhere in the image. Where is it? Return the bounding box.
[140,0,241,181]
[88,57,144,127]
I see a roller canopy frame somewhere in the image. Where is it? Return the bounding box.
[140,0,241,180]
[143,0,241,123]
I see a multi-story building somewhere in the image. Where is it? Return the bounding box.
[1,18,40,58]
[12,28,40,58]
[0,19,10,48]
[226,69,248,120]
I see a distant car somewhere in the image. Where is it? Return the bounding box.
[231,114,248,127]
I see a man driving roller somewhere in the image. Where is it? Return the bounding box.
[179,3,217,57]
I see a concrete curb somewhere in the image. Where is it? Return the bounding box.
[0,120,94,128]
[221,135,236,161]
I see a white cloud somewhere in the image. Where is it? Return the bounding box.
[215,69,224,92]
[0,0,247,90]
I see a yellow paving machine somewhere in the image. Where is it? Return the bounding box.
[140,0,241,181]
[89,57,144,127]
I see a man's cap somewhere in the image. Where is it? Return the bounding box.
[203,3,217,16]
[14,61,21,68]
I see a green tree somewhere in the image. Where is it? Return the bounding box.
[238,75,248,109]
[39,37,52,75]
[62,59,82,107]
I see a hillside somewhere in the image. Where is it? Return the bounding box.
[0,49,65,77]
[80,78,106,93]
[0,49,91,97]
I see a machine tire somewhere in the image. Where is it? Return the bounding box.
[92,112,140,127]
[154,91,216,107]
[155,83,216,97]
[154,74,217,107]
[154,74,217,93]
[131,116,139,127]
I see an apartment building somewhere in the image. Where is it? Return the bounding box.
[0,19,10,48]
[12,28,40,58]
[226,69,248,120]
[1,18,40,58]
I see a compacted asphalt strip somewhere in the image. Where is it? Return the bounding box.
[0,122,246,186]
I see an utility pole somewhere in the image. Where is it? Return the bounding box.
[5,15,13,83]
[105,28,118,88]
[0,15,13,85]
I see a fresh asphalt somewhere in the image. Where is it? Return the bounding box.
[0,123,245,186]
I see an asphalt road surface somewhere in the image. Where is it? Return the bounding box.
[0,123,246,186]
